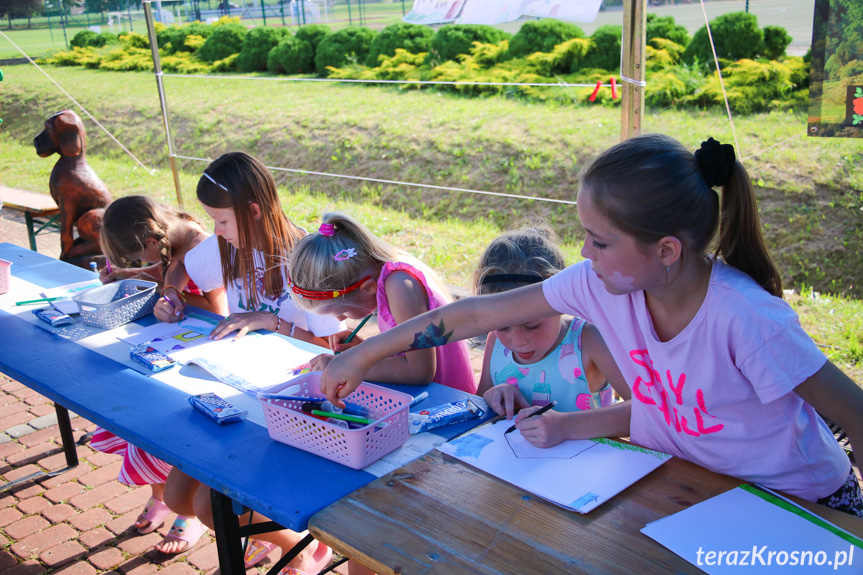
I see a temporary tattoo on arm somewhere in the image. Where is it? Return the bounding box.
[409,320,453,350]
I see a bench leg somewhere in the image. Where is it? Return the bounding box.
[24,212,38,252]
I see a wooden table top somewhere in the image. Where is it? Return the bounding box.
[0,186,59,215]
[310,448,863,575]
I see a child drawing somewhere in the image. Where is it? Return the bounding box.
[321,134,863,518]
[474,225,628,421]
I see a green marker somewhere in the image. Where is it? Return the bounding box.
[15,296,64,306]
[311,409,373,425]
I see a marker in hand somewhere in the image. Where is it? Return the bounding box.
[504,400,557,434]
[162,295,182,317]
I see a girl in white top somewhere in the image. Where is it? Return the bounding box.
[161,152,339,571]
[319,134,863,517]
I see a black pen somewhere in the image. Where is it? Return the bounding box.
[504,400,557,434]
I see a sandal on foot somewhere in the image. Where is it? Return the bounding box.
[278,543,333,575]
[135,497,171,535]
[245,538,279,568]
[155,516,207,555]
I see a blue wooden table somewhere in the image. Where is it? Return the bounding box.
[0,243,489,574]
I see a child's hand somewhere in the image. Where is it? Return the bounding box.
[320,348,368,408]
[328,329,365,353]
[309,353,334,372]
[515,406,567,448]
[209,311,272,341]
[483,385,530,420]
[154,296,185,322]
[99,268,131,284]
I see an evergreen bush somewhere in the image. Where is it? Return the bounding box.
[580,25,621,72]
[268,36,314,74]
[683,12,763,68]
[427,25,510,64]
[366,23,433,66]
[162,22,213,53]
[760,25,792,60]
[237,26,291,72]
[92,32,119,47]
[506,20,584,60]
[119,32,149,49]
[315,26,377,76]
[70,30,99,48]
[198,22,247,63]
[295,24,331,57]
[646,14,689,47]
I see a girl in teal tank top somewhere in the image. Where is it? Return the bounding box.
[474,225,629,423]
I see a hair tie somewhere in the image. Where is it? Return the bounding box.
[694,137,736,188]
[202,171,229,192]
[481,273,545,286]
[319,223,336,236]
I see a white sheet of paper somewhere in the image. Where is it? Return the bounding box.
[641,485,863,574]
[438,419,671,513]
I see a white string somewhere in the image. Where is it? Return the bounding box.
[173,154,579,206]
[160,72,615,89]
[619,75,647,87]
[699,0,741,158]
[0,30,156,175]
[741,131,806,161]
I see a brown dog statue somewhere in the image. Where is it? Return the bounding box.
[33,110,112,265]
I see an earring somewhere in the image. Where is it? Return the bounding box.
[665,266,670,272]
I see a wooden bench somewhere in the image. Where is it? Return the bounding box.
[0,186,60,252]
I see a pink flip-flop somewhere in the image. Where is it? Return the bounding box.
[135,497,171,535]
[245,538,279,568]
[278,543,333,575]
[157,516,207,555]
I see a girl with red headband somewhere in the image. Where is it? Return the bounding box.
[289,211,477,393]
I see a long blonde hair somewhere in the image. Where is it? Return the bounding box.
[100,195,198,277]
[288,211,401,312]
[196,152,304,309]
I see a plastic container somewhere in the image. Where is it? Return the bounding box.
[259,372,411,470]
[0,259,11,295]
[72,279,158,329]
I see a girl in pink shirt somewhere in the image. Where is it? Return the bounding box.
[320,134,863,517]
[290,211,476,393]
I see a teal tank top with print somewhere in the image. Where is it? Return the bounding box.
[489,318,612,412]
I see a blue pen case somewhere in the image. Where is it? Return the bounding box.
[33,306,76,327]
[130,344,176,373]
[189,393,247,424]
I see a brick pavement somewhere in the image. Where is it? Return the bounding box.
[0,206,487,574]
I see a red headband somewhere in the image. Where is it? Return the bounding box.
[289,276,371,300]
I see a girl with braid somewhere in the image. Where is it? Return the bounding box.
[322,134,863,517]
[94,195,227,553]
[99,195,228,317]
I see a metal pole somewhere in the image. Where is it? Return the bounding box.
[620,0,645,140]
[401,0,405,16]
[745,0,749,13]
[280,0,285,26]
[61,6,68,50]
[347,0,351,26]
[260,0,266,25]
[45,0,55,42]
[144,1,184,206]
[128,0,134,31]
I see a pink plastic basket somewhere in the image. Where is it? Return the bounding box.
[259,373,411,470]
[0,259,11,295]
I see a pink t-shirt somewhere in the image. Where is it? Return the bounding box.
[377,261,477,394]
[542,260,849,500]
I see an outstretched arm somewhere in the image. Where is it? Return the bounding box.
[321,283,557,405]
[794,360,863,459]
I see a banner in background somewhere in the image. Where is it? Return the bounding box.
[808,0,863,138]
[404,0,602,26]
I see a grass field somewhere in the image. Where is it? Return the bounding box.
[0,0,816,60]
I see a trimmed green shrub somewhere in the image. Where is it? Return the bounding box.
[236,26,291,72]
[528,37,591,76]
[162,22,213,53]
[683,12,763,68]
[70,30,99,48]
[315,26,377,76]
[760,25,791,60]
[93,32,119,47]
[198,22,247,63]
[506,19,584,60]
[427,25,510,64]
[268,36,314,74]
[646,14,689,47]
[580,25,621,72]
[296,24,331,53]
[118,32,149,49]
[366,23,433,66]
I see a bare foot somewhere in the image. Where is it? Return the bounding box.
[154,516,206,554]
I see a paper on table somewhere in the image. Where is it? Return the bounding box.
[40,279,102,314]
[438,419,671,513]
[117,315,217,355]
[641,484,863,574]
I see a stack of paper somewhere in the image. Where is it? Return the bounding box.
[41,279,102,314]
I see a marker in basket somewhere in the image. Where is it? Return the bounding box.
[301,401,372,418]
[310,409,374,425]
[257,393,327,403]
[334,312,374,355]
[504,400,557,435]
[15,296,63,306]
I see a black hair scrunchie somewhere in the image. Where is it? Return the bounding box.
[694,137,736,188]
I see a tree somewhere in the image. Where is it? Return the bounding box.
[0,0,43,28]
